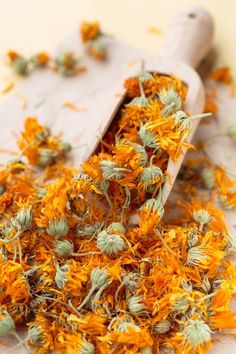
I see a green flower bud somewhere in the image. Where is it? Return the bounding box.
[60,142,72,153]
[139,195,164,218]
[116,321,141,332]
[100,160,128,180]
[127,295,146,314]
[28,325,44,345]
[78,337,95,354]
[0,184,5,195]
[187,246,207,266]
[193,209,211,227]
[127,96,149,107]
[38,148,55,167]
[97,230,125,256]
[47,218,69,238]
[107,222,125,234]
[154,319,171,334]
[183,319,212,348]
[54,259,70,289]
[159,86,182,117]
[226,124,236,140]
[201,168,216,189]
[128,142,148,166]
[90,267,108,289]
[37,188,47,199]
[11,206,32,231]
[140,165,163,189]
[12,57,28,75]
[138,123,160,149]
[54,240,74,257]
[0,310,15,336]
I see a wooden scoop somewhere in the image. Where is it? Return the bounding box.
[84,4,214,206]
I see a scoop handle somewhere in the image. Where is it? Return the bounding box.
[162,5,214,68]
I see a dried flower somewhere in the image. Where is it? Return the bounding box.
[47,218,69,238]
[154,320,171,334]
[78,337,95,354]
[54,239,74,257]
[11,206,32,231]
[128,295,146,314]
[193,209,211,230]
[97,230,125,256]
[159,86,182,116]
[100,160,128,180]
[183,319,212,348]
[226,124,236,140]
[0,310,15,336]
[187,246,207,266]
[201,167,216,189]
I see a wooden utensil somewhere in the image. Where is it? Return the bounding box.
[84,4,214,206]
[0,6,213,206]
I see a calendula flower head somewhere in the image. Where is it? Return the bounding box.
[138,123,160,149]
[159,86,182,116]
[12,57,28,75]
[77,222,103,237]
[116,320,141,332]
[128,142,148,166]
[127,80,149,107]
[181,279,193,292]
[187,229,199,248]
[154,319,171,334]
[30,52,50,67]
[100,160,128,180]
[139,193,164,218]
[201,167,216,189]
[107,222,126,234]
[90,267,109,289]
[80,21,101,42]
[0,310,15,336]
[37,188,47,199]
[0,184,5,195]
[47,218,69,238]
[226,123,236,140]
[54,258,70,289]
[172,295,190,312]
[60,141,72,153]
[218,194,234,210]
[11,206,32,231]
[28,325,44,345]
[86,37,107,60]
[53,52,80,76]
[54,239,74,257]
[201,276,211,293]
[38,148,55,167]
[140,165,163,189]
[187,246,207,266]
[78,337,95,354]
[97,230,125,256]
[183,319,212,348]
[193,209,211,227]
[128,295,146,314]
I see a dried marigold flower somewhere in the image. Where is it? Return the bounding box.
[78,337,95,354]
[90,267,109,289]
[127,295,146,314]
[37,148,55,167]
[159,86,182,116]
[11,206,32,231]
[153,319,171,334]
[97,230,125,256]
[54,239,74,257]
[201,167,216,189]
[107,222,126,234]
[138,123,160,149]
[27,325,44,345]
[47,218,69,238]
[80,21,100,42]
[100,160,128,180]
[192,209,211,229]
[86,38,107,61]
[140,165,163,189]
[0,310,15,336]
[187,246,207,266]
[30,52,51,67]
[226,124,236,140]
[183,319,212,348]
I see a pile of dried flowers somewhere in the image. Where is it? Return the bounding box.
[0,69,235,354]
[6,50,86,77]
